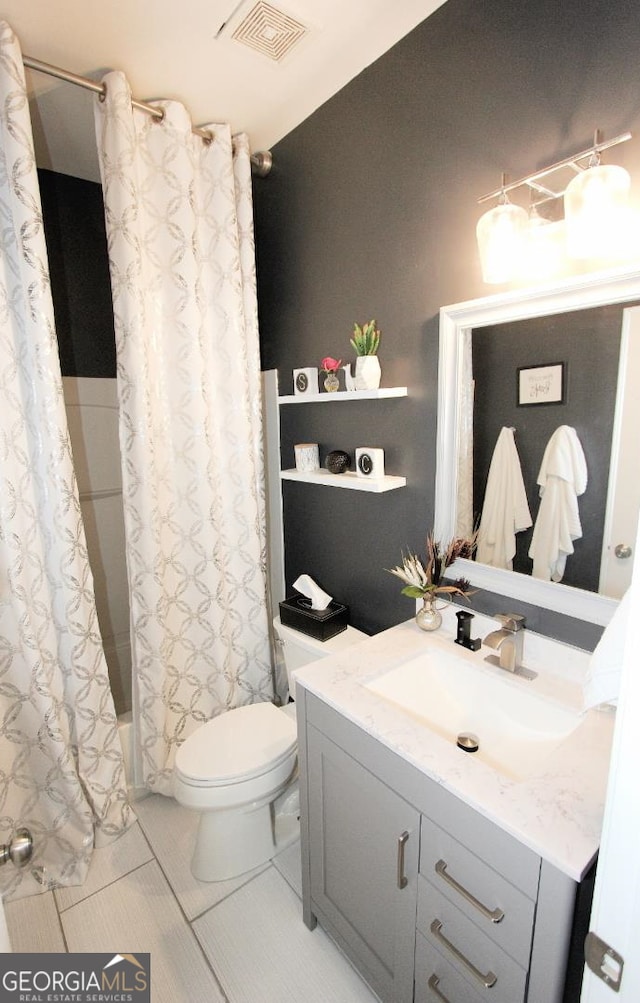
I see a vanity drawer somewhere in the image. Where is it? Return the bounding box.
[415,932,489,1003]
[420,815,535,966]
[419,809,539,900]
[417,879,528,1003]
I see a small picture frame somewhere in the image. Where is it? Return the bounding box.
[517,362,566,407]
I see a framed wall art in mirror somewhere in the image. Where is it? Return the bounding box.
[517,361,566,406]
[435,264,640,627]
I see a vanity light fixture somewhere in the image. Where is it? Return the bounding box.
[476,175,528,283]
[476,130,633,283]
[564,132,632,259]
[521,203,566,282]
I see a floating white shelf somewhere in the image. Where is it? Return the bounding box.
[278,387,407,404]
[280,468,406,492]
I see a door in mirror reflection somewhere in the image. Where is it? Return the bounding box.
[599,306,640,597]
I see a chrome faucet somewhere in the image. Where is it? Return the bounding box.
[483,613,528,674]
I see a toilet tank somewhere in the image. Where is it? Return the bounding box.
[273,616,367,697]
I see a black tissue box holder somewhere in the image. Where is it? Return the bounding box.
[279,594,348,642]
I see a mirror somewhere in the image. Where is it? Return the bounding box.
[434,265,640,627]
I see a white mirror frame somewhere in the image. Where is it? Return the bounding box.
[435,263,640,627]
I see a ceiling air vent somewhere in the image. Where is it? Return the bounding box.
[232,2,309,62]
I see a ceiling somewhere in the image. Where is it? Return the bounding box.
[1,0,446,182]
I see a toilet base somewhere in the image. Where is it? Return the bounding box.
[274,809,300,855]
[191,799,276,882]
[189,778,301,883]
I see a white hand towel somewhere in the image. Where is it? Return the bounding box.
[476,427,532,570]
[529,425,587,581]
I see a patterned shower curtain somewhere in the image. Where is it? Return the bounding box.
[94,72,273,795]
[0,23,133,900]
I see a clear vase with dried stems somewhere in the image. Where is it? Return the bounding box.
[387,533,477,632]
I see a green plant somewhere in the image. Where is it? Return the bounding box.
[350,319,380,356]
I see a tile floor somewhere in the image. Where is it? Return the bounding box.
[4,794,380,1003]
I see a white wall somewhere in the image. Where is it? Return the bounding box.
[63,377,131,715]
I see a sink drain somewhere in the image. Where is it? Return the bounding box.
[457,732,479,753]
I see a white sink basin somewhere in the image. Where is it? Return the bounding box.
[366,650,583,781]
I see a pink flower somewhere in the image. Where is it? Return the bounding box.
[321,356,341,373]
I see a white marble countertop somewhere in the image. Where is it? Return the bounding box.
[293,606,616,882]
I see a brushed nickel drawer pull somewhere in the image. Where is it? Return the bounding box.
[397,830,409,889]
[428,973,452,1002]
[430,919,497,989]
[435,859,505,924]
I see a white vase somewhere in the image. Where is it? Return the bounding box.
[355,355,381,391]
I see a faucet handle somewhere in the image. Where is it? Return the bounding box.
[495,613,526,632]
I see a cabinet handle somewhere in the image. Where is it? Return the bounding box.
[435,859,505,924]
[427,974,452,1002]
[397,830,409,889]
[430,919,497,989]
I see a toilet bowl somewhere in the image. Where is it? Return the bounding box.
[173,615,366,882]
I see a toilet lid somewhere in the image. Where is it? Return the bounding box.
[175,702,296,785]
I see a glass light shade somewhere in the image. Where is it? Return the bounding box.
[564,163,631,259]
[520,215,567,282]
[476,201,528,283]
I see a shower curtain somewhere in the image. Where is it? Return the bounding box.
[94,73,273,795]
[0,22,133,900]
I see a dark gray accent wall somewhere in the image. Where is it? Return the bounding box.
[38,168,115,378]
[253,0,640,646]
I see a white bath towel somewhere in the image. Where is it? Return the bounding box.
[583,589,629,709]
[529,425,587,582]
[476,427,532,570]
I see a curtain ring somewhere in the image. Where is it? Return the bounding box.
[98,83,107,103]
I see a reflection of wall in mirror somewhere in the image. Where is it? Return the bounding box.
[472,305,628,593]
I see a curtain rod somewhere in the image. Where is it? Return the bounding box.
[22,53,273,177]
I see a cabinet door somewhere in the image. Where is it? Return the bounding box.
[307,726,419,1003]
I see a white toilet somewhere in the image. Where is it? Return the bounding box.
[173,615,366,882]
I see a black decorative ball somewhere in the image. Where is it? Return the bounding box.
[325,450,351,474]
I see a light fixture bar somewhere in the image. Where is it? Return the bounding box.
[478,131,632,205]
[527,180,562,200]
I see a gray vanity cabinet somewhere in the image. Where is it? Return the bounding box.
[297,688,581,1003]
[306,723,419,1002]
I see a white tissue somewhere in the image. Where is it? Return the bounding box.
[583,589,630,710]
[293,574,332,611]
